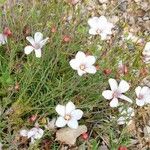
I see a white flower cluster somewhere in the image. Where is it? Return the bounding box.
[102,78,150,125]
[102,78,150,107]
[20,101,84,144]
[1,15,149,144]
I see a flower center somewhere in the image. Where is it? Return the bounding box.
[33,43,41,49]
[113,91,121,98]
[80,64,86,71]
[138,94,144,100]
[64,114,71,121]
[96,29,101,34]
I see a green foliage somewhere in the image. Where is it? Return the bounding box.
[109,128,130,150]
[0,0,6,4]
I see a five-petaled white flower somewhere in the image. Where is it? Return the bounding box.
[135,86,150,106]
[102,78,132,107]
[0,33,7,45]
[55,101,83,129]
[69,51,97,76]
[24,32,49,58]
[117,107,135,125]
[142,42,150,64]
[88,16,114,40]
[20,127,44,144]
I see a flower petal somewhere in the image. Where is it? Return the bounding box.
[24,45,34,55]
[65,101,75,114]
[102,90,113,100]
[97,18,108,29]
[77,69,85,76]
[143,50,150,56]
[145,95,150,104]
[110,98,119,107]
[85,56,96,65]
[35,49,42,58]
[69,59,80,70]
[20,129,28,137]
[143,56,150,63]
[119,94,132,103]
[99,16,113,30]
[135,86,142,97]
[34,128,44,139]
[144,42,150,52]
[27,128,37,138]
[40,37,49,47]
[0,34,7,44]
[136,98,145,106]
[100,32,107,40]
[105,23,114,32]
[34,32,43,43]
[118,80,130,93]
[26,36,35,46]
[88,17,99,27]
[85,66,97,74]
[71,109,83,120]
[75,51,86,61]
[55,104,65,117]
[141,86,150,95]
[99,16,107,23]
[89,28,97,35]
[108,78,118,91]
[67,119,78,129]
[55,116,67,127]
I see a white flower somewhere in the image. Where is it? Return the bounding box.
[142,42,150,64]
[143,55,150,64]
[135,86,150,106]
[20,127,44,144]
[55,101,83,129]
[88,16,114,40]
[102,78,132,107]
[0,33,7,45]
[117,107,135,125]
[24,32,49,58]
[28,127,44,144]
[69,51,97,76]
[20,129,29,137]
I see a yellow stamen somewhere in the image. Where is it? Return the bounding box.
[64,115,71,121]
[80,64,86,71]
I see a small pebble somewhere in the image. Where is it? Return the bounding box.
[143,17,149,21]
